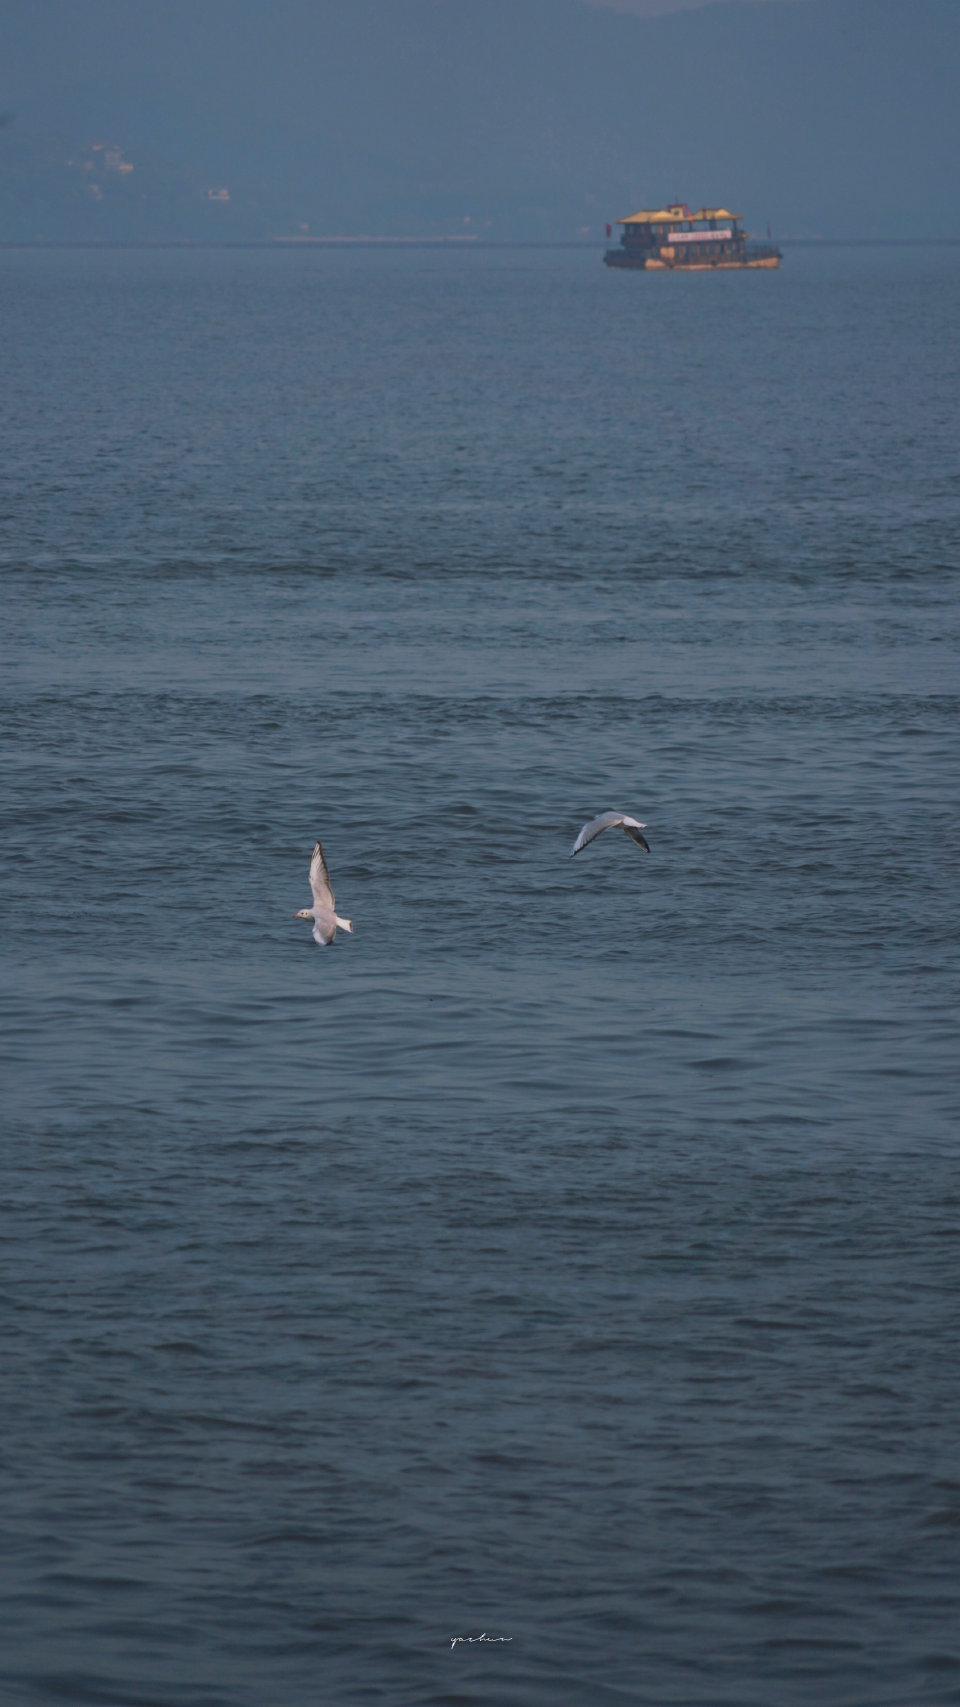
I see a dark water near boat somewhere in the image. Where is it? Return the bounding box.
[2,245,959,1707]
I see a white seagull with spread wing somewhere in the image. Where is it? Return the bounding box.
[571,811,650,857]
[294,841,355,946]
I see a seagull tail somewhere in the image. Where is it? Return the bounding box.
[336,916,355,934]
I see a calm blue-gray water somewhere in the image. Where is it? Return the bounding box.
[2,244,959,1707]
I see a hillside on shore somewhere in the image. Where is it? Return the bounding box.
[1,0,957,242]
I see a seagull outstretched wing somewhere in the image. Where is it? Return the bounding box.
[309,841,335,909]
[571,811,650,856]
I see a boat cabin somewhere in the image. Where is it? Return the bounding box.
[604,204,780,270]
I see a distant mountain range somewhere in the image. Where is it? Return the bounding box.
[1,0,957,241]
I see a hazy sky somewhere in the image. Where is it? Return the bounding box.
[3,0,953,242]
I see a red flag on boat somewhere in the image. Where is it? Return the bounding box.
[605,223,612,238]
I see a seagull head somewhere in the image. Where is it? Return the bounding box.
[293,909,314,920]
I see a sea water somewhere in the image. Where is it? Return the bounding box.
[2,243,959,1706]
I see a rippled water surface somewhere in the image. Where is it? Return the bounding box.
[2,244,959,1706]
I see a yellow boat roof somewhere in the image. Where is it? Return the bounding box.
[619,205,742,225]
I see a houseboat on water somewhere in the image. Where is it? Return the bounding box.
[604,204,780,270]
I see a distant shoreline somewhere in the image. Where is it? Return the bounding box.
[0,237,957,251]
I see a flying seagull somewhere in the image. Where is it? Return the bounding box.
[571,811,650,857]
[294,840,355,946]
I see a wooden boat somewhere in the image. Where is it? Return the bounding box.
[604,203,780,271]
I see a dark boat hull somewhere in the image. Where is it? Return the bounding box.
[605,243,781,271]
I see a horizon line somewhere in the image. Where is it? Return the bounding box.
[1,237,958,251]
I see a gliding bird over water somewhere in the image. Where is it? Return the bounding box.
[294,841,355,946]
[571,811,650,857]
